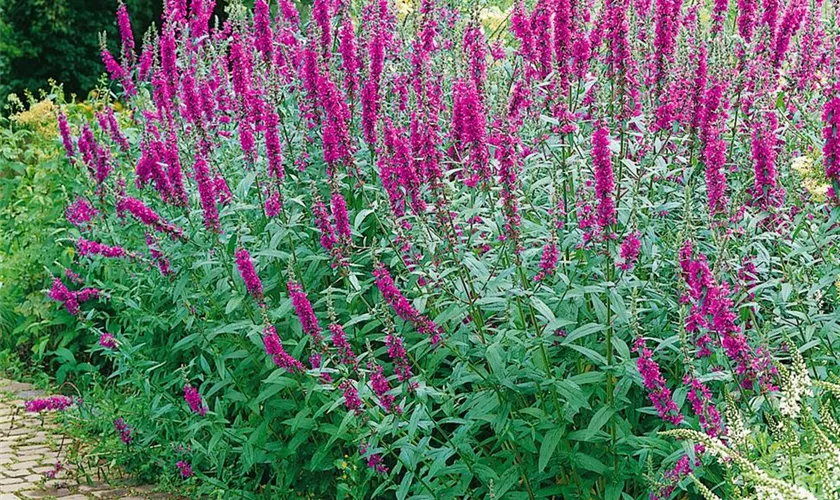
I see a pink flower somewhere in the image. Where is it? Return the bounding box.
[373,263,442,344]
[312,195,337,252]
[66,198,98,227]
[535,242,558,282]
[617,232,641,271]
[235,248,263,301]
[57,112,75,163]
[738,0,758,41]
[99,332,117,349]
[176,460,193,479]
[329,323,358,370]
[193,157,220,232]
[117,197,183,238]
[823,96,840,188]
[385,334,412,381]
[184,384,208,416]
[370,364,400,413]
[634,338,683,425]
[749,113,784,209]
[25,396,73,413]
[592,126,616,233]
[684,375,722,437]
[263,324,305,372]
[331,191,351,242]
[76,238,127,259]
[288,281,323,344]
[265,111,285,181]
[341,380,363,414]
[339,12,360,104]
[359,443,389,474]
[48,278,99,316]
[254,0,274,61]
[114,418,133,444]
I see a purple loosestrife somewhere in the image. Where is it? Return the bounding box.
[617,232,641,271]
[265,111,285,182]
[711,0,728,32]
[48,278,99,316]
[535,242,558,282]
[331,191,352,243]
[370,364,400,413]
[529,0,553,79]
[605,0,640,119]
[312,194,338,252]
[329,323,358,370]
[57,112,75,163]
[99,332,117,349]
[634,338,683,425]
[511,0,534,73]
[339,11,359,105]
[160,29,178,99]
[360,444,389,474]
[750,113,783,209]
[738,0,758,41]
[554,0,572,91]
[117,197,183,238]
[214,176,232,205]
[463,21,487,93]
[772,0,805,69]
[164,131,189,206]
[254,0,274,61]
[373,263,442,344]
[193,157,220,232]
[66,198,98,227]
[823,95,840,194]
[76,238,128,259]
[184,384,208,416]
[116,3,135,62]
[146,233,173,276]
[288,281,324,344]
[263,324,305,372]
[235,248,263,302]
[114,418,133,445]
[684,375,723,437]
[362,11,384,145]
[592,126,616,236]
[318,69,353,168]
[25,396,73,413]
[702,83,728,216]
[452,79,490,188]
[762,0,779,35]
[652,0,682,87]
[176,461,193,479]
[386,334,413,381]
[341,381,363,414]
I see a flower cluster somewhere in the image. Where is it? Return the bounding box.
[184,384,208,416]
[24,396,73,413]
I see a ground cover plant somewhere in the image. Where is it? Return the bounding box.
[23,0,840,497]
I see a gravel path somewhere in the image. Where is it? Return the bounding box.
[0,377,169,499]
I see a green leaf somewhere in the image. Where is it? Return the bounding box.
[539,428,563,472]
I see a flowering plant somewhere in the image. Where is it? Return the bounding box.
[35,0,840,497]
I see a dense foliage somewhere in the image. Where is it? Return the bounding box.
[0,0,164,108]
[0,87,95,371]
[16,0,840,498]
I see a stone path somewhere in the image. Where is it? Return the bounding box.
[0,378,169,499]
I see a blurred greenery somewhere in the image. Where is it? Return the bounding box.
[0,0,163,109]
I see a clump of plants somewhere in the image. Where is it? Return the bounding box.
[39,0,840,498]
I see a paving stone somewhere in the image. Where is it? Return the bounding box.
[0,379,174,500]
[0,481,32,492]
